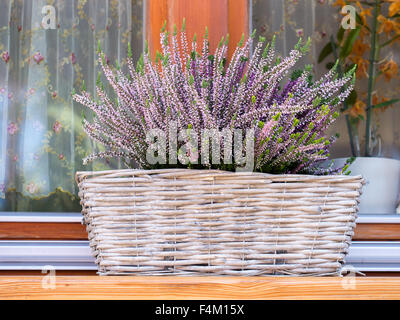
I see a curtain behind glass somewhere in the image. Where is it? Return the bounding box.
[252,0,400,159]
[0,0,143,211]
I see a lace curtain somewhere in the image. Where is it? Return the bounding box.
[1,0,399,212]
[252,0,400,159]
[0,0,143,211]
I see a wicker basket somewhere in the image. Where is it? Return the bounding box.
[76,169,364,276]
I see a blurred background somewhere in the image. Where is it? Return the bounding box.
[0,0,399,212]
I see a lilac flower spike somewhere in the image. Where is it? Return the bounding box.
[73,25,355,174]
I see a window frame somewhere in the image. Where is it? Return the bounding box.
[1,0,399,274]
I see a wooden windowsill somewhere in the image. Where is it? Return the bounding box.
[1,276,400,300]
[2,214,400,240]
[1,222,400,241]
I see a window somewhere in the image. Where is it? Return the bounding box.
[252,0,400,158]
[0,0,399,273]
[0,0,143,212]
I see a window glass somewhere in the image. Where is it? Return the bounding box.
[0,0,143,211]
[252,0,400,159]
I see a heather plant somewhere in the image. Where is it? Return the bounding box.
[73,21,356,174]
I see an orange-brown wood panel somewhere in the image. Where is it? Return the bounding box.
[146,0,248,60]
[353,224,400,241]
[0,222,399,240]
[1,276,400,299]
[0,222,87,240]
[364,272,400,277]
[227,0,249,58]
[146,0,168,58]
[0,270,97,275]
[168,0,229,55]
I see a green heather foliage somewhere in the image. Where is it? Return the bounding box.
[74,24,356,174]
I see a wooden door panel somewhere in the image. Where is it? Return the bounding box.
[146,0,248,59]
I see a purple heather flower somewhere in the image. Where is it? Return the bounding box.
[73,28,355,174]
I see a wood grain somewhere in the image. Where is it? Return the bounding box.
[168,0,229,55]
[0,270,97,276]
[0,270,400,278]
[1,222,398,240]
[0,271,398,277]
[353,223,400,241]
[145,0,168,59]
[227,0,249,58]
[0,276,399,300]
[0,222,87,240]
[146,0,248,60]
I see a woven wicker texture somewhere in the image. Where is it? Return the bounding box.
[76,169,364,276]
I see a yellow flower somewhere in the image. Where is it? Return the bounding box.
[388,0,400,17]
[378,15,396,35]
[358,27,369,41]
[349,100,366,118]
[372,94,379,106]
[333,0,347,7]
[351,39,369,56]
[372,94,390,112]
[379,58,398,82]
[356,2,372,25]
[350,56,369,78]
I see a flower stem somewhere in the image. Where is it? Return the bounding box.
[365,0,380,156]
[381,34,400,47]
[330,36,356,157]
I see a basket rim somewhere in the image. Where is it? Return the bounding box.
[75,168,364,184]
[77,168,363,276]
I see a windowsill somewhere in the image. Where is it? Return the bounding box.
[0,276,399,299]
[1,212,400,272]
